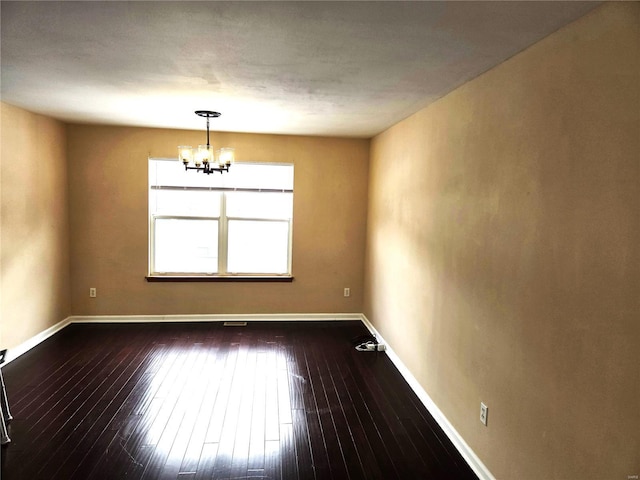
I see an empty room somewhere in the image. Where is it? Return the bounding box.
[1,2,638,479]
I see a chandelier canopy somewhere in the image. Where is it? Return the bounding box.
[178,110,234,174]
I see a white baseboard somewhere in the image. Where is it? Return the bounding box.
[68,313,363,324]
[4,313,361,363]
[4,316,72,365]
[359,314,496,480]
[5,313,362,363]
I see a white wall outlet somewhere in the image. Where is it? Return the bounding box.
[344,287,350,297]
[89,288,97,298]
[480,402,488,426]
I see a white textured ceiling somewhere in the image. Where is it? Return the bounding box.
[1,1,598,137]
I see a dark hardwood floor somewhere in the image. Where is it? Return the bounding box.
[0,321,477,479]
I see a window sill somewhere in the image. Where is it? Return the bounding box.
[145,275,294,283]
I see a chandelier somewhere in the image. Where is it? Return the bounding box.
[178,110,235,174]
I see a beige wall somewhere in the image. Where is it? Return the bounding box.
[364,3,639,480]
[0,103,71,350]
[67,125,369,315]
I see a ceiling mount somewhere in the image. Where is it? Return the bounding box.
[195,110,222,119]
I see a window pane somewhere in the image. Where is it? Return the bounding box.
[227,220,289,274]
[150,160,293,190]
[154,219,218,273]
[152,190,220,217]
[226,192,292,220]
[223,163,294,190]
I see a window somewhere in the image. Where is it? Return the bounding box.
[149,159,293,278]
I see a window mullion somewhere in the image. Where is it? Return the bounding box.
[149,215,156,275]
[287,219,293,274]
[219,193,228,274]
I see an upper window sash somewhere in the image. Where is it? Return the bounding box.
[149,159,294,191]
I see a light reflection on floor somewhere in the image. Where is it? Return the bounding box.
[130,339,295,475]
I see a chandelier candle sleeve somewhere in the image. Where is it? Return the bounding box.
[218,147,235,166]
[179,111,234,174]
[197,145,212,165]
[179,146,193,165]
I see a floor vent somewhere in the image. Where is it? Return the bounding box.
[223,321,248,327]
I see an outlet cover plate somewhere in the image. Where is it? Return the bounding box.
[480,402,488,426]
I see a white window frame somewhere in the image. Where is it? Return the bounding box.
[148,160,293,278]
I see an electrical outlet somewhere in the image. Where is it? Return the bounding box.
[480,402,488,426]
[344,287,350,297]
[89,288,97,298]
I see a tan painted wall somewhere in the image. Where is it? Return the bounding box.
[364,3,639,479]
[67,125,368,315]
[0,103,71,350]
